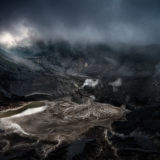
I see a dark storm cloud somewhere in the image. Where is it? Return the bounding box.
[0,0,160,44]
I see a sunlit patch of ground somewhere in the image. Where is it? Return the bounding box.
[0,101,45,118]
[0,101,47,135]
[0,98,129,144]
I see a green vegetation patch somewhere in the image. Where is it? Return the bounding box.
[0,53,17,68]
[0,101,45,118]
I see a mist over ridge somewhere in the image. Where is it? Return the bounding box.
[0,0,160,48]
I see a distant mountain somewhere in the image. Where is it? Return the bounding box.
[1,42,160,105]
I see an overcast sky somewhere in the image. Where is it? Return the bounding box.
[0,0,160,45]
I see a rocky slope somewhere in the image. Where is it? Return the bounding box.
[0,42,160,159]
